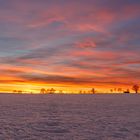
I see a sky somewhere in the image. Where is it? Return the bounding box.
[0,0,140,93]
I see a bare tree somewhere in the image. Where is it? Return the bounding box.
[132,84,139,93]
[46,89,50,94]
[13,90,17,93]
[114,88,117,93]
[59,90,63,94]
[83,91,86,94]
[49,88,56,94]
[18,90,22,94]
[40,88,46,94]
[118,88,122,93]
[91,88,95,94]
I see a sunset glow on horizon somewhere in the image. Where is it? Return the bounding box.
[0,0,140,93]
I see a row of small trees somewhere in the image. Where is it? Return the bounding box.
[13,90,22,94]
[110,84,139,93]
[80,85,139,94]
[110,85,139,93]
[79,88,95,94]
[40,88,96,94]
[39,84,139,94]
[121,84,139,94]
[13,84,139,94]
[40,88,56,94]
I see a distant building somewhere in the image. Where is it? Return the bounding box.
[123,89,130,94]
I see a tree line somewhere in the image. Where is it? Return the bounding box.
[39,84,139,94]
[12,84,139,94]
[110,84,139,94]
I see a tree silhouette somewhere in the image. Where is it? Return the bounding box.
[118,88,122,93]
[49,88,56,94]
[91,88,95,94]
[132,84,139,93]
[40,88,46,94]
[18,90,22,94]
[45,89,50,94]
[114,88,117,93]
[110,89,113,93]
[13,90,17,93]
[83,91,86,94]
[59,90,63,94]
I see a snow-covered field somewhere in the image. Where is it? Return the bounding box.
[0,94,140,140]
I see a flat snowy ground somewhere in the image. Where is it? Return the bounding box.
[0,94,140,140]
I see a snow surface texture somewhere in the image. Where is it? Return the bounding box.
[0,94,140,140]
